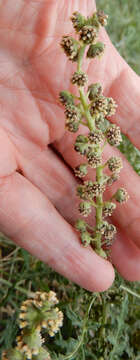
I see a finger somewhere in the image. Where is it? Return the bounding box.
[112,230,140,281]
[0,171,114,292]
[107,52,140,150]
[17,146,80,224]
[0,127,17,176]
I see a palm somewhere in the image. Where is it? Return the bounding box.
[0,0,140,291]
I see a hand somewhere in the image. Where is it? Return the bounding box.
[0,0,139,292]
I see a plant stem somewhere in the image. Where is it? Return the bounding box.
[77,45,86,72]
[96,166,103,252]
[120,285,140,299]
[109,294,128,360]
[62,295,97,360]
[77,46,96,131]
[77,45,105,254]
[79,88,96,131]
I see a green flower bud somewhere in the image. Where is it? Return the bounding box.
[74,135,90,155]
[66,121,79,133]
[87,42,105,58]
[104,224,116,240]
[74,142,89,155]
[107,173,119,186]
[103,202,116,217]
[114,188,129,203]
[88,83,102,101]
[75,219,87,232]
[74,164,88,178]
[76,134,88,143]
[71,12,86,32]
[79,201,92,217]
[59,91,75,106]
[61,36,79,61]
[81,231,92,246]
[96,221,108,235]
[77,185,87,200]
[95,114,108,132]
[88,12,100,28]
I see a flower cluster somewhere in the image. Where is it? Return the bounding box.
[59,10,129,258]
[2,291,63,360]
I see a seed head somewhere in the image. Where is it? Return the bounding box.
[59,91,74,106]
[74,164,88,178]
[77,182,97,201]
[84,180,105,198]
[97,10,108,26]
[61,36,79,61]
[106,124,122,146]
[65,105,80,133]
[71,71,88,86]
[87,42,105,58]
[88,83,102,101]
[114,188,129,203]
[90,96,108,116]
[103,202,116,217]
[88,130,104,144]
[87,151,102,168]
[79,201,92,217]
[65,104,81,122]
[75,219,87,232]
[79,25,98,44]
[43,308,63,337]
[17,329,44,358]
[104,224,117,240]
[71,12,86,32]
[108,157,123,173]
[106,97,117,116]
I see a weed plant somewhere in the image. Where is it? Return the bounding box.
[0,1,140,359]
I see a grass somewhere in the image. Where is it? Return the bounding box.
[0,1,140,359]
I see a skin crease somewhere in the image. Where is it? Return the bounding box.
[0,0,140,291]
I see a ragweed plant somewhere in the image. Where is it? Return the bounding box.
[59,10,129,258]
[2,291,63,360]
